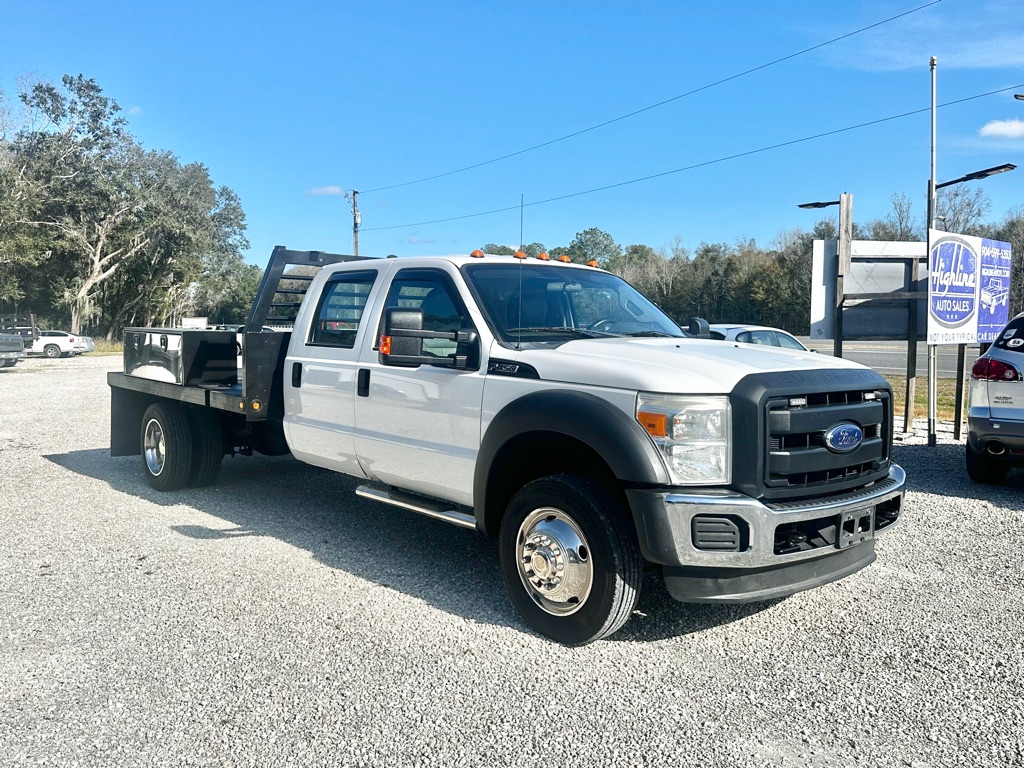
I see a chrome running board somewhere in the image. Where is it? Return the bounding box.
[355,484,477,530]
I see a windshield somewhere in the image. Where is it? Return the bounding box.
[462,263,684,346]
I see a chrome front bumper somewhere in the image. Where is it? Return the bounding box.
[624,465,906,603]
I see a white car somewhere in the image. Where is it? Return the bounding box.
[966,311,1024,484]
[29,330,82,358]
[709,324,811,351]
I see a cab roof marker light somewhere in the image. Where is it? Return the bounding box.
[557,255,572,263]
[537,252,550,261]
[514,251,528,260]
[586,260,600,268]
[470,250,485,258]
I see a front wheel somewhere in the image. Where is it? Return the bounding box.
[141,402,193,491]
[43,344,61,358]
[499,475,641,645]
[966,443,1008,485]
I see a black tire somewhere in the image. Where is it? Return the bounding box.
[1,359,15,368]
[43,344,61,358]
[499,475,641,645]
[966,443,1008,485]
[140,402,193,491]
[188,408,223,487]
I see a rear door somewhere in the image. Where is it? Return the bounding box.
[353,267,485,507]
[284,267,385,476]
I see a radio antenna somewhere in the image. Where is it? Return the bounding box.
[516,194,524,350]
[519,194,524,251]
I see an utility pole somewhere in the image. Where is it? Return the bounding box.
[346,190,361,256]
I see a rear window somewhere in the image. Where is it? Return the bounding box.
[308,270,377,348]
[993,316,1024,352]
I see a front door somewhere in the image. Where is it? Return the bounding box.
[353,268,485,507]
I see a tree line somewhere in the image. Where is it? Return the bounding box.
[483,189,1024,336]
[2,75,1022,340]
[0,75,260,338]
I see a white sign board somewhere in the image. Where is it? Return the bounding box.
[926,231,1012,345]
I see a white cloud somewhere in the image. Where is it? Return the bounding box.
[306,186,343,196]
[407,235,436,244]
[979,118,1024,139]
[812,2,1024,72]
[127,106,142,116]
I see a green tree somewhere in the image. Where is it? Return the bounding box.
[482,243,515,255]
[568,227,621,266]
[4,75,248,334]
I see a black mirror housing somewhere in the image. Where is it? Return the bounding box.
[687,317,711,338]
[379,308,478,369]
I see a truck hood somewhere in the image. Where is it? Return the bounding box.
[509,337,875,393]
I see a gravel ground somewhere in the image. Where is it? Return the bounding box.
[1,355,1022,768]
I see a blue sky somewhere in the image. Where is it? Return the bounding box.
[3,0,1023,263]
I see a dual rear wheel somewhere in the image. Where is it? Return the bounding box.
[141,402,224,491]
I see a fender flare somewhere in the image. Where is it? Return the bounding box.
[473,389,669,518]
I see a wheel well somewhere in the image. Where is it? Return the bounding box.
[481,431,628,537]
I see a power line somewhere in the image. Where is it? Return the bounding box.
[360,0,942,195]
[361,83,1024,232]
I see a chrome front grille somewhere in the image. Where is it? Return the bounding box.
[764,388,890,495]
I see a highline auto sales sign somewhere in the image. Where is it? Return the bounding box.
[927,230,1012,345]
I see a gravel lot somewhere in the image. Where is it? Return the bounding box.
[1,355,1022,767]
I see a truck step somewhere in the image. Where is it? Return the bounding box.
[355,485,477,530]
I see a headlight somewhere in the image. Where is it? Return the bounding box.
[636,393,731,485]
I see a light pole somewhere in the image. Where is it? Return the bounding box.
[798,194,853,358]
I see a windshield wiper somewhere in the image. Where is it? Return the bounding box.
[625,330,681,338]
[507,327,607,339]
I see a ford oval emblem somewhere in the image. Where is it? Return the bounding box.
[825,423,864,452]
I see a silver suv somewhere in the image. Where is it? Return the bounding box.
[966,311,1024,483]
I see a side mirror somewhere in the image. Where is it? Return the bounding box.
[687,317,711,338]
[378,307,478,369]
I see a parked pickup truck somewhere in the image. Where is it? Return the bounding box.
[109,247,906,644]
[0,332,25,368]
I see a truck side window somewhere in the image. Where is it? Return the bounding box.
[309,271,377,348]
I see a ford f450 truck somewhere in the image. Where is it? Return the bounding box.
[109,247,905,644]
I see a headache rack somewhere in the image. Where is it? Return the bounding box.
[246,246,376,331]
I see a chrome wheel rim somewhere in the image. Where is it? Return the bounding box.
[143,418,165,476]
[515,507,593,616]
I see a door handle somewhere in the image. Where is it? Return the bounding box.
[357,368,370,397]
[291,362,302,387]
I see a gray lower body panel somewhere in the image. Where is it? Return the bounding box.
[663,540,876,603]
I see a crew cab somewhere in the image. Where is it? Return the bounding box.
[108,247,906,644]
